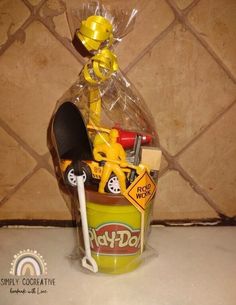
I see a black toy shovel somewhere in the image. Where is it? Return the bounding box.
[52,101,98,273]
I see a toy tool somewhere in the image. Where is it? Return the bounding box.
[116,128,152,149]
[129,135,142,183]
[87,124,152,149]
[53,102,98,272]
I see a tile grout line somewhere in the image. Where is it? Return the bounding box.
[168,0,202,15]
[140,0,236,218]
[124,19,177,75]
[161,0,236,217]
[30,0,86,65]
[0,118,55,192]
[0,0,85,66]
[0,166,39,208]
[185,21,236,84]
[159,146,223,216]
[0,0,48,57]
[123,0,201,75]
[0,152,56,208]
[20,0,32,11]
[165,0,236,84]
[43,152,58,177]
[21,0,46,11]
[0,15,34,57]
[0,118,55,199]
[151,219,223,226]
[158,166,169,179]
[37,16,86,66]
[176,165,224,216]
[124,0,207,75]
[0,153,63,212]
[175,99,236,158]
[0,121,62,205]
[0,118,47,165]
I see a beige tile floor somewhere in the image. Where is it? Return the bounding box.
[0,226,236,305]
[0,0,236,224]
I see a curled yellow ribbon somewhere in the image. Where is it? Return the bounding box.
[77,15,118,84]
[83,48,118,84]
[77,16,113,51]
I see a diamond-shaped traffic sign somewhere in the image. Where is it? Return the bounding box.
[124,170,156,212]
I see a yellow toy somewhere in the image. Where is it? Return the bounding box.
[60,155,148,193]
[93,129,128,194]
[59,126,152,194]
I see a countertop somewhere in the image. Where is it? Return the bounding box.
[0,226,235,305]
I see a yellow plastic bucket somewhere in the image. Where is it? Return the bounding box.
[86,191,152,274]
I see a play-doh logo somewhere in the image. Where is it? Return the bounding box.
[10,249,47,276]
[89,223,141,255]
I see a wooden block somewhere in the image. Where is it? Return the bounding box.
[141,147,162,171]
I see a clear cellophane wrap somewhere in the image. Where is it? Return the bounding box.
[51,0,161,274]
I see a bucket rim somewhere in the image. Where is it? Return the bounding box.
[85,189,131,206]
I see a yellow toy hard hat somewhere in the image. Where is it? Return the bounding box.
[109,128,119,139]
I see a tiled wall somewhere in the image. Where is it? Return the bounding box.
[0,0,235,225]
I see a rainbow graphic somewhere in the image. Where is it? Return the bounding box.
[10,249,47,276]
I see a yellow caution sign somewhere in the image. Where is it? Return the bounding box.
[124,170,156,212]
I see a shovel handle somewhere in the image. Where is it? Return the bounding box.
[76,175,98,273]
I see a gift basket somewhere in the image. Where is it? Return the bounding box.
[50,0,162,274]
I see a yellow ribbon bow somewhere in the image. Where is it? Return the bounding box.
[77,15,113,51]
[77,15,118,84]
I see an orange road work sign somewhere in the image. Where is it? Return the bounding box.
[124,170,156,212]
